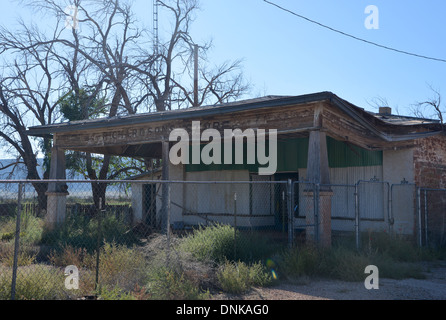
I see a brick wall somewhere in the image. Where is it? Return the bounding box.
[413,134,446,246]
[413,134,446,188]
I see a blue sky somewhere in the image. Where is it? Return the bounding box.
[187,0,446,116]
[0,0,445,158]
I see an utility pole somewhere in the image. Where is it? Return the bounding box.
[193,44,199,107]
[153,0,159,58]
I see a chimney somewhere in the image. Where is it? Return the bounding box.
[379,107,392,115]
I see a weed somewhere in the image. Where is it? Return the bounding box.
[0,243,37,267]
[0,265,68,300]
[178,224,281,264]
[217,260,272,294]
[146,267,211,300]
[98,286,135,300]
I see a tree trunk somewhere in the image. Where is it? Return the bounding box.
[24,145,48,216]
[91,181,107,213]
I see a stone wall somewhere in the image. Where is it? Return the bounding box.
[413,134,446,188]
[413,134,446,246]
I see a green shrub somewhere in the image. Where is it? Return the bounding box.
[41,214,137,251]
[0,214,43,245]
[277,238,428,282]
[217,260,272,294]
[98,242,148,291]
[363,231,421,262]
[20,212,44,244]
[321,247,373,281]
[0,265,68,300]
[179,224,235,263]
[48,245,95,269]
[146,267,211,300]
[1,232,14,242]
[179,224,281,264]
[0,243,37,267]
[47,242,149,296]
[98,286,135,300]
[277,245,322,278]
[236,231,283,263]
[371,254,425,280]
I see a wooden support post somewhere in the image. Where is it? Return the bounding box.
[305,106,332,247]
[307,130,330,187]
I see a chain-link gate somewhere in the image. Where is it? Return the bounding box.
[390,181,417,238]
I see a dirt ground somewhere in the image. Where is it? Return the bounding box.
[213,260,446,300]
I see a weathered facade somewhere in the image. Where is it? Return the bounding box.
[27,91,446,244]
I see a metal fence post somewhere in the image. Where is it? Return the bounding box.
[388,182,393,236]
[355,182,360,250]
[166,182,171,267]
[282,190,286,234]
[424,189,428,247]
[95,197,104,293]
[11,182,23,300]
[416,187,422,247]
[287,179,294,248]
[314,183,320,244]
[234,191,237,260]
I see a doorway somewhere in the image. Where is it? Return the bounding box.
[143,184,157,228]
[274,172,299,230]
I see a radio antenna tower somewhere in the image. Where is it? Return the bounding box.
[153,0,159,58]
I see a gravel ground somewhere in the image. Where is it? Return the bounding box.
[214,260,446,300]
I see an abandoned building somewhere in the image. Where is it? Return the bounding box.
[27,91,446,245]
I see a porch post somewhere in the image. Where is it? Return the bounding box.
[305,115,333,247]
[45,146,68,230]
[161,141,170,230]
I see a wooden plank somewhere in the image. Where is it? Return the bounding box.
[54,104,317,150]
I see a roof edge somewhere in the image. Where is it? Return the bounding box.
[27,91,334,136]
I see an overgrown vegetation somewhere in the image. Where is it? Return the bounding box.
[40,212,138,251]
[1,214,445,300]
[178,223,281,263]
[274,232,445,282]
[217,260,273,294]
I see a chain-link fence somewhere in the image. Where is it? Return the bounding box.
[0,179,294,300]
[418,188,446,248]
[0,178,443,300]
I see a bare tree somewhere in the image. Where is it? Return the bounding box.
[410,84,443,125]
[0,19,66,213]
[121,0,250,111]
[0,0,251,210]
[11,0,152,208]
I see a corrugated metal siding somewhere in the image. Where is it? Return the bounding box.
[327,137,383,168]
[298,165,387,231]
[185,137,383,172]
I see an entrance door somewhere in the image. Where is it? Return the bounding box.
[274,172,299,231]
[143,184,157,228]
